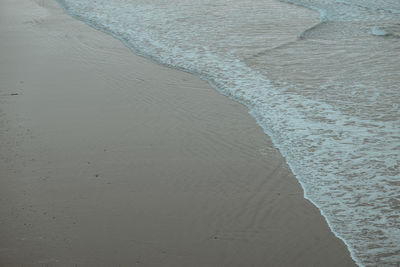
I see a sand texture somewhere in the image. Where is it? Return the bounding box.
[0,0,356,266]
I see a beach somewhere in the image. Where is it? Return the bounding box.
[0,0,357,266]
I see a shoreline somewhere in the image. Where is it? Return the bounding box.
[0,0,357,266]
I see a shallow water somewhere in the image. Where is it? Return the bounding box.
[56,0,400,265]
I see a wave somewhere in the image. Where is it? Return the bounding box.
[55,0,400,265]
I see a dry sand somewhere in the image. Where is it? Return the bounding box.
[0,0,356,266]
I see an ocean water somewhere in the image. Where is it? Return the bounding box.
[56,0,400,265]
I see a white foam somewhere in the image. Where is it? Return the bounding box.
[371,27,389,36]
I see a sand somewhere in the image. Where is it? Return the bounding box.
[0,0,357,266]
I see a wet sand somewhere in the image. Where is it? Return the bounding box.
[0,0,356,266]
